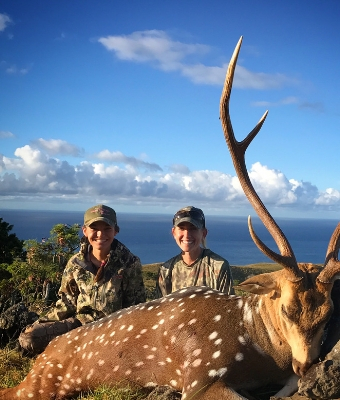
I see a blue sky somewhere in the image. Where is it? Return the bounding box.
[0,0,339,219]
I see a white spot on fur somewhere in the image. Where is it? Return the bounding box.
[145,382,157,387]
[213,315,221,322]
[235,353,244,361]
[192,359,202,367]
[253,342,266,355]
[208,367,227,377]
[209,331,218,340]
[192,349,201,357]
[212,351,221,359]
[136,361,144,367]
[243,302,253,323]
[188,318,197,325]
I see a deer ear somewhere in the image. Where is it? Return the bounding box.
[235,273,278,295]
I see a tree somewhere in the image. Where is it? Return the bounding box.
[0,218,24,264]
[25,223,81,273]
[4,223,81,306]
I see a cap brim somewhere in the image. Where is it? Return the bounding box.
[173,217,203,229]
[85,217,116,227]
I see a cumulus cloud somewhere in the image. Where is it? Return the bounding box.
[98,30,297,88]
[1,141,339,213]
[315,188,340,206]
[0,13,12,32]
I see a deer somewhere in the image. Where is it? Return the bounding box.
[1,36,340,400]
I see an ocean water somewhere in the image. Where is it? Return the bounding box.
[1,209,339,266]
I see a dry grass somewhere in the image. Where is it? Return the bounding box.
[0,343,33,389]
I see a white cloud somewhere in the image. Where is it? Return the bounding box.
[0,13,12,32]
[32,138,84,157]
[252,96,299,108]
[0,130,15,138]
[315,188,340,206]
[3,63,31,75]
[98,30,209,72]
[1,142,339,213]
[94,150,162,172]
[98,30,297,88]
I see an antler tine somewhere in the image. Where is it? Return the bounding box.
[317,222,340,284]
[220,37,303,281]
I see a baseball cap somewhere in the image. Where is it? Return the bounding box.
[173,206,205,229]
[84,204,117,227]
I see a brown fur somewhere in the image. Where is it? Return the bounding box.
[0,270,336,399]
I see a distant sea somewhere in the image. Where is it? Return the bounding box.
[1,209,339,266]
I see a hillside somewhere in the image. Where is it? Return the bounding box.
[142,262,283,299]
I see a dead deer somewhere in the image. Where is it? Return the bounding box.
[1,36,340,400]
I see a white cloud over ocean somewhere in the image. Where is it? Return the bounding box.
[1,139,339,214]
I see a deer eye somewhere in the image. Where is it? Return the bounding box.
[281,305,289,319]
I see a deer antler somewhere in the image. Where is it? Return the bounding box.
[220,36,303,281]
[317,222,340,283]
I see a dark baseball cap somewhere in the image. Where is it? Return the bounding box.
[173,206,205,229]
[84,204,117,227]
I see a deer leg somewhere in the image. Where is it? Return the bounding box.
[273,374,299,397]
[184,380,248,400]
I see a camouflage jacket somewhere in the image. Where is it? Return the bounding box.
[48,239,146,324]
[155,248,235,298]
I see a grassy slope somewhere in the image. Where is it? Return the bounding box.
[143,262,283,298]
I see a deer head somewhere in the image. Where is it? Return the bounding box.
[220,36,340,376]
[1,37,340,400]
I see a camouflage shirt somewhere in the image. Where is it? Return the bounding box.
[48,239,146,324]
[155,248,235,298]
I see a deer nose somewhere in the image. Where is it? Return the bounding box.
[292,359,312,377]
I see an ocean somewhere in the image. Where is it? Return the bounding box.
[1,209,339,266]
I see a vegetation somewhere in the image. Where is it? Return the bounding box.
[0,218,24,265]
[0,221,80,309]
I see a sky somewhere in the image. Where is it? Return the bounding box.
[0,0,340,220]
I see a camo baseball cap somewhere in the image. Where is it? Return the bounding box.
[173,206,205,229]
[84,204,117,227]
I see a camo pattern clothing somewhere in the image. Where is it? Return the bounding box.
[47,238,146,324]
[155,248,235,298]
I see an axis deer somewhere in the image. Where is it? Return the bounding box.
[1,36,340,400]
